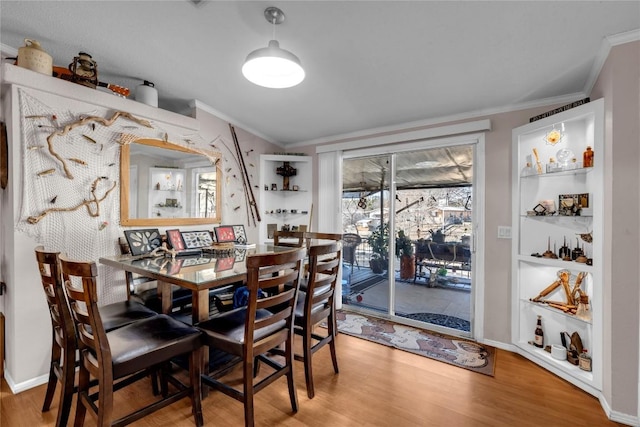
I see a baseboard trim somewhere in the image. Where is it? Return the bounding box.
[480,338,515,352]
[3,370,49,394]
[600,394,640,426]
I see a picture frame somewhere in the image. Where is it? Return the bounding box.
[166,259,184,275]
[292,185,299,191]
[166,229,186,251]
[215,257,235,271]
[234,248,248,262]
[267,223,277,239]
[271,183,277,191]
[124,229,162,256]
[558,193,590,216]
[181,230,214,249]
[214,226,236,243]
[182,257,212,267]
[232,225,247,244]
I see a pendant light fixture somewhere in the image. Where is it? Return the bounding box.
[242,7,305,89]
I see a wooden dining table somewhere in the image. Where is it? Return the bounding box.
[99,244,297,325]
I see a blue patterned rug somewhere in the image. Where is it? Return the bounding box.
[397,312,470,332]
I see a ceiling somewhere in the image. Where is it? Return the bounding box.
[0,1,638,147]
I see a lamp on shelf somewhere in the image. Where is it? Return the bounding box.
[242,6,305,89]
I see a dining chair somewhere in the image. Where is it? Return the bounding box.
[197,247,306,427]
[303,231,342,249]
[35,246,159,427]
[59,253,204,427]
[273,242,342,399]
[273,230,306,248]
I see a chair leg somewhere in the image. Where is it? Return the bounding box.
[96,371,115,427]
[189,348,204,427]
[302,327,315,399]
[243,359,255,427]
[55,354,76,427]
[41,367,58,412]
[285,336,299,412]
[327,313,340,374]
[73,363,90,427]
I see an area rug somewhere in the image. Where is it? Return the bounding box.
[397,312,471,332]
[334,311,495,376]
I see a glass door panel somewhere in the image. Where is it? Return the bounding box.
[341,155,390,314]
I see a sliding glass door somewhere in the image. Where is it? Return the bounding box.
[342,154,391,313]
[341,142,475,338]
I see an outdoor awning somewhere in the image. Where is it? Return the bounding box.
[343,145,473,192]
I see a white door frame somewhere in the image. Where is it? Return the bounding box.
[319,131,486,341]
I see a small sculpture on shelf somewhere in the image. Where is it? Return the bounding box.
[276,161,297,191]
[529,269,588,317]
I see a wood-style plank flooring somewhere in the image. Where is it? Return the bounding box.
[1,332,622,426]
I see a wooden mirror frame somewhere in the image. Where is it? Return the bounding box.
[120,138,222,226]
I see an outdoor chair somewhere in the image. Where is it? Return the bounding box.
[341,233,361,283]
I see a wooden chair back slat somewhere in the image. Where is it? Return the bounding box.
[244,248,305,355]
[305,242,341,324]
[35,246,77,427]
[59,254,112,377]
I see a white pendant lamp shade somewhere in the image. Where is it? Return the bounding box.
[242,7,305,89]
[242,40,305,88]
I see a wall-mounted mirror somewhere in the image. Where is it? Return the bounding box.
[120,138,222,226]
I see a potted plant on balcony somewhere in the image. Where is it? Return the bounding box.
[395,229,415,280]
[367,223,389,274]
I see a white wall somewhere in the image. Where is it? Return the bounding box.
[591,40,640,419]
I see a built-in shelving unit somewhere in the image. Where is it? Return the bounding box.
[511,99,604,397]
[259,154,312,243]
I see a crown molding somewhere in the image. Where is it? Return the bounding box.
[0,43,18,58]
[294,91,586,149]
[189,99,284,148]
[583,28,640,99]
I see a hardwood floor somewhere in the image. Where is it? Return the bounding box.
[1,332,621,426]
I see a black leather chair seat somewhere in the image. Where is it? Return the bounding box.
[132,286,193,312]
[100,300,158,332]
[198,308,285,354]
[94,314,202,379]
[133,285,234,315]
[293,288,331,323]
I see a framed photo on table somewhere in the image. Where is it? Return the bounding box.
[124,229,162,256]
[214,226,236,243]
[166,229,186,251]
[181,230,214,249]
[231,225,247,244]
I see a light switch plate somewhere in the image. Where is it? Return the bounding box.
[498,226,512,239]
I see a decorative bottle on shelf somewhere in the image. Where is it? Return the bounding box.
[534,315,544,348]
[578,349,592,371]
[583,146,594,168]
[521,162,534,177]
[576,294,592,321]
